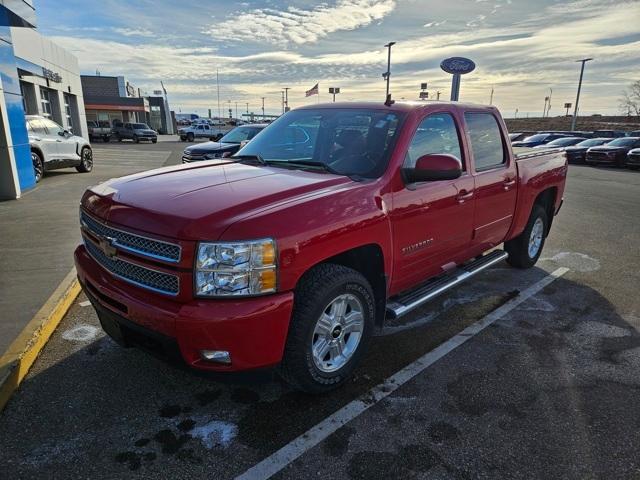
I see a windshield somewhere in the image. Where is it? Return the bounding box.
[576,138,607,147]
[546,137,583,146]
[607,138,637,147]
[132,123,150,129]
[521,134,548,142]
[236,108,404,178]
[220,126,263,144]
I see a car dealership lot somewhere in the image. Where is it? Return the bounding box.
[1,143,639,479]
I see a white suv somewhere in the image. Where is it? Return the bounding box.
[26,115,93,183]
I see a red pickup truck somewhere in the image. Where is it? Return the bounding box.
[75,101,567,392]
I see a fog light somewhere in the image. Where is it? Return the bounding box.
[200,350,232,364]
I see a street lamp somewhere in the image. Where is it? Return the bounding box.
[571,58,593,131]
[283,87,290,112]
[329,87,340,102]
[261,97,265,118]
[382,41,396,101]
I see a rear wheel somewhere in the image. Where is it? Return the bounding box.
[133,135,140,143]
[76,147,93,173]
[102,136,110,143]
[279,264,375,393]
[31,150,44,183]
[187,133,194,142]
[505,204,548,269]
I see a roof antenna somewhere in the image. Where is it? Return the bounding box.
[384,93,395,106]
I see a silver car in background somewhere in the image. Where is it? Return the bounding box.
[26,115,93,183]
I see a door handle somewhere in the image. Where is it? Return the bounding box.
[503,179,516,190]
[456,190,474,203]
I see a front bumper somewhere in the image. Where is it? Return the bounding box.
[75,245,294,371]
[626,154,640,166]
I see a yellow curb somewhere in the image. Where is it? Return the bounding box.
[0,268,81,413]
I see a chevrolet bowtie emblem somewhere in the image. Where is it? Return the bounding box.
[98,235,117,258]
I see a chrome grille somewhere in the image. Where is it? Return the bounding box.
[84,239,179,296]
[80,211,180,262]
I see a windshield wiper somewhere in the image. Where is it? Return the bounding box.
[267,159,341,175]
[231,154,266,165]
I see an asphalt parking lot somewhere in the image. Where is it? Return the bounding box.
[1,141,639,479]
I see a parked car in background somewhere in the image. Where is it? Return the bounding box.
[592,130,626,138]
[75,101,567,392]
[112,122,158,143]
[182,124,267,163]
[87,120,112,143]
[511,133,569,148]
[178,122,230,142]
[532,137,585,149]
[508,132,536,142]
[625,148,640,169]
[628,130,640,137]
[586,137,640,167]
[564,138,611,164]
[27,115,93,183]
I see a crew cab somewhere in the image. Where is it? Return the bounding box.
[75,101,567,393]
[87,120,112,143]
[112,122,158,143]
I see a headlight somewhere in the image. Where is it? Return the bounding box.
[195,239,277,297]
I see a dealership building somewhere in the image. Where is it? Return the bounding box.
[0,1,87,200]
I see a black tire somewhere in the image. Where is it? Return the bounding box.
[117,135,122,142]
[180,136,186,142]
[102,136,110,143]
[279,264,375,393]
[31,150,44,183]
[505,204,548,269]
[76,147,93,173]
[133,135,140,144]
[187,133,194,142]
[152,138,157,144]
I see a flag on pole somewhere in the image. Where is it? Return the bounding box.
[305,83,319,97]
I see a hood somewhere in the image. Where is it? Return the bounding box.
[135,129,156,134]
[512,140,542,147]
[185,141,237,154]
[83,162,351,241]
[564,146,589,153]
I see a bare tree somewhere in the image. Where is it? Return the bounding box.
[619,81,640,116]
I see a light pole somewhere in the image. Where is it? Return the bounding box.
[261,97,265,118]
[245,102,249,114]
[329,87,340,102]
[283,87,290,112]
[235,101,238,120]
[281,91,285,114]
[571,58,593,131]
[382,41,396,101]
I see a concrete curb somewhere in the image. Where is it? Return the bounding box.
[0,268,80,413]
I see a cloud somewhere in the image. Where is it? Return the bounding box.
[113,27,155,37]
[423,20,446,27]
[205,0,397,45]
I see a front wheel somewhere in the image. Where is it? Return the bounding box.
[279,264,375,393]
[76,147,93,173]
[186,133,194,142]
[32,150,44,183]
[102,136,110,143]
[133,135,140,143]
[505,204,548,269]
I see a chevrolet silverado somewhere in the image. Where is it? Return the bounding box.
[75,101,567,393]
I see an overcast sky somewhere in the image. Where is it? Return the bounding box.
[37,0,640,117]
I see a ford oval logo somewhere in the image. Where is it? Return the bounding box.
[440,57,476,75]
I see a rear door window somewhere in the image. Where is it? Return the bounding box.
[464,112,506,171]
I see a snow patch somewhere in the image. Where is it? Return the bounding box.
[542,252,600,272]
[62,324,99,342]
[190,420,237,449]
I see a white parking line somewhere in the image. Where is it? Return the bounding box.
[235,267,569,480]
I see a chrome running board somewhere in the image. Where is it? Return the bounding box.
[385,250,509,320]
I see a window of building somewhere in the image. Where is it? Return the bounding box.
[63,93,73,130]
[404,113,464,170]
[39,87,52,118]
[464,112,506,171]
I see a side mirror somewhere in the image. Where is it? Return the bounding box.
[402,154,462,183]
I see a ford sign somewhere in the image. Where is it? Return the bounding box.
[440,57,476,75]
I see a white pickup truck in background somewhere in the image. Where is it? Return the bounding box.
[178,122,231,142]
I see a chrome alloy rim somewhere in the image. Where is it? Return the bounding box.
[82,148,93,169]
[32,152,42,181]
[528,217,544,258]
[311,293,364,373]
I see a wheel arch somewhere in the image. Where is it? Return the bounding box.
[297,244,387,328]
[533,187,558,235]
